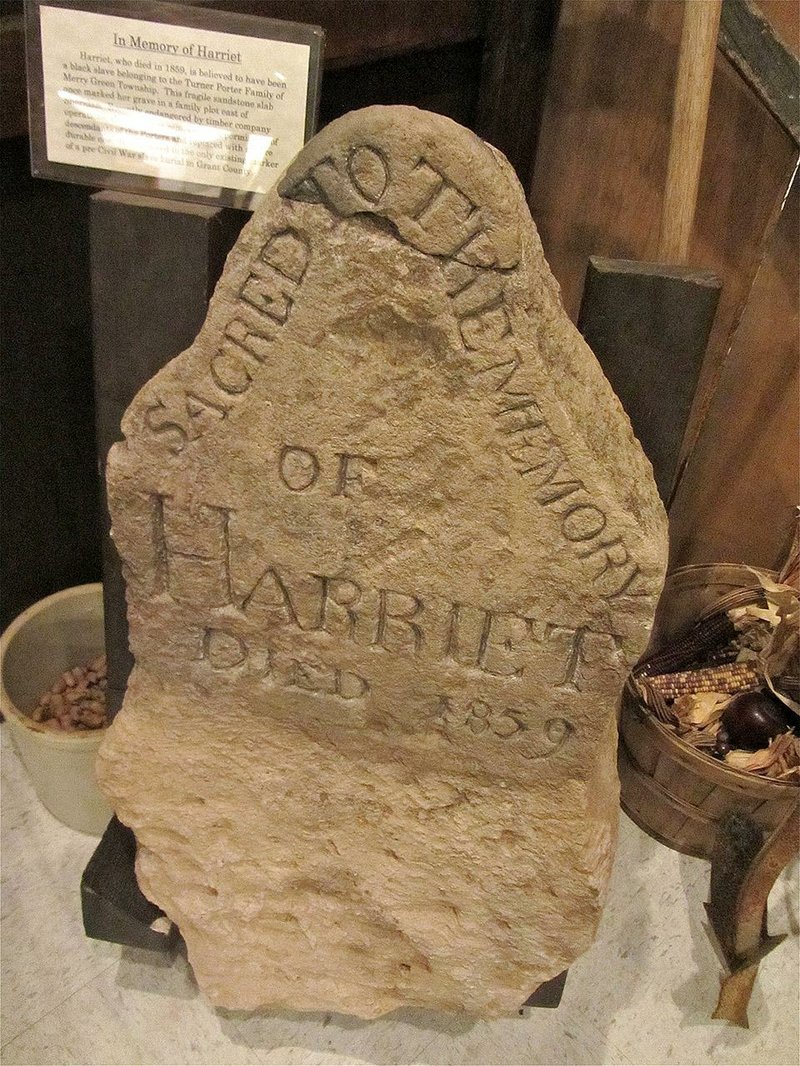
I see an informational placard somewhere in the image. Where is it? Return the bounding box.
[25,0,323,208]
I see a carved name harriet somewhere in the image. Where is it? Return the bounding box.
[117,486,631,760]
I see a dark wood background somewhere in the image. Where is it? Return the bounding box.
[1,0,797,629]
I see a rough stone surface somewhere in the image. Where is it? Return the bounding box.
[97,106,668,1018]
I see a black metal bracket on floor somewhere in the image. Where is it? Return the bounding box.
[81,816,176,951]
[523,968,568,1009]
[703,807,798,1027]
[704,809,789,975]
[82,817,567,1009]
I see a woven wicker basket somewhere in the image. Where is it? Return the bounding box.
[619,564,800,860]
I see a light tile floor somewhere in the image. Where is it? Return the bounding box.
[2,728,798,1066]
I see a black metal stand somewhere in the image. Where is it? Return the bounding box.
[81,816,175,951]
[578,257,720,505]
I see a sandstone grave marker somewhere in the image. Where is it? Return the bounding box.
[97,105,668,1018]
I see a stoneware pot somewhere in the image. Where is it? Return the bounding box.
[1,583,113,835]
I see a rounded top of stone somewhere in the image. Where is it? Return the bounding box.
[278,105,522,269]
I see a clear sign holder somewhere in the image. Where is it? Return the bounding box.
[25,0,323,209]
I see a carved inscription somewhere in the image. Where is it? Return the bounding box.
[138,141,654,606]
[124,135,658,769]
[280,144,496,266]
[195,621,573,755]
[201,626,370,703]
[278,447,378,497]
[278,149,653,608]
[437,698,572,759]
[439,696,522,738]
[142,228,311,454]
[436,698,573,758]
[127,493,624,712]
[437,257,650,606]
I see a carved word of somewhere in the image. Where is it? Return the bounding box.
[279,446,377,497]
[142,227,311,453]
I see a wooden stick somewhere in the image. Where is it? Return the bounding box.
[658,0,722,263]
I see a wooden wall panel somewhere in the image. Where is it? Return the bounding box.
[528,0,798,567]
[530,0,678,314]
[684,53,797,460]
[182,0,487,69]
[668,175,798,569]
[753,0,799,53]
[529,0,795,442]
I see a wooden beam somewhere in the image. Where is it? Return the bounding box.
[719,0,800,144]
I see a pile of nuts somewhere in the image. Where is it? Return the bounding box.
[29,654,108,732]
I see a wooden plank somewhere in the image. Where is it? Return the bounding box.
[474,0,559,189]
[530,0,681,319]
[578,257,720,503]
[0,137,99,630]
[668,175,799,570]
[720,0,800,143]
[90,193,244,716]
[651,753,719,808]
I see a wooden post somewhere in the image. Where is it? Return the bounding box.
[658,0,723,263]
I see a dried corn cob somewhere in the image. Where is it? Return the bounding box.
[636,611,738,676]
[643,661,762,698]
